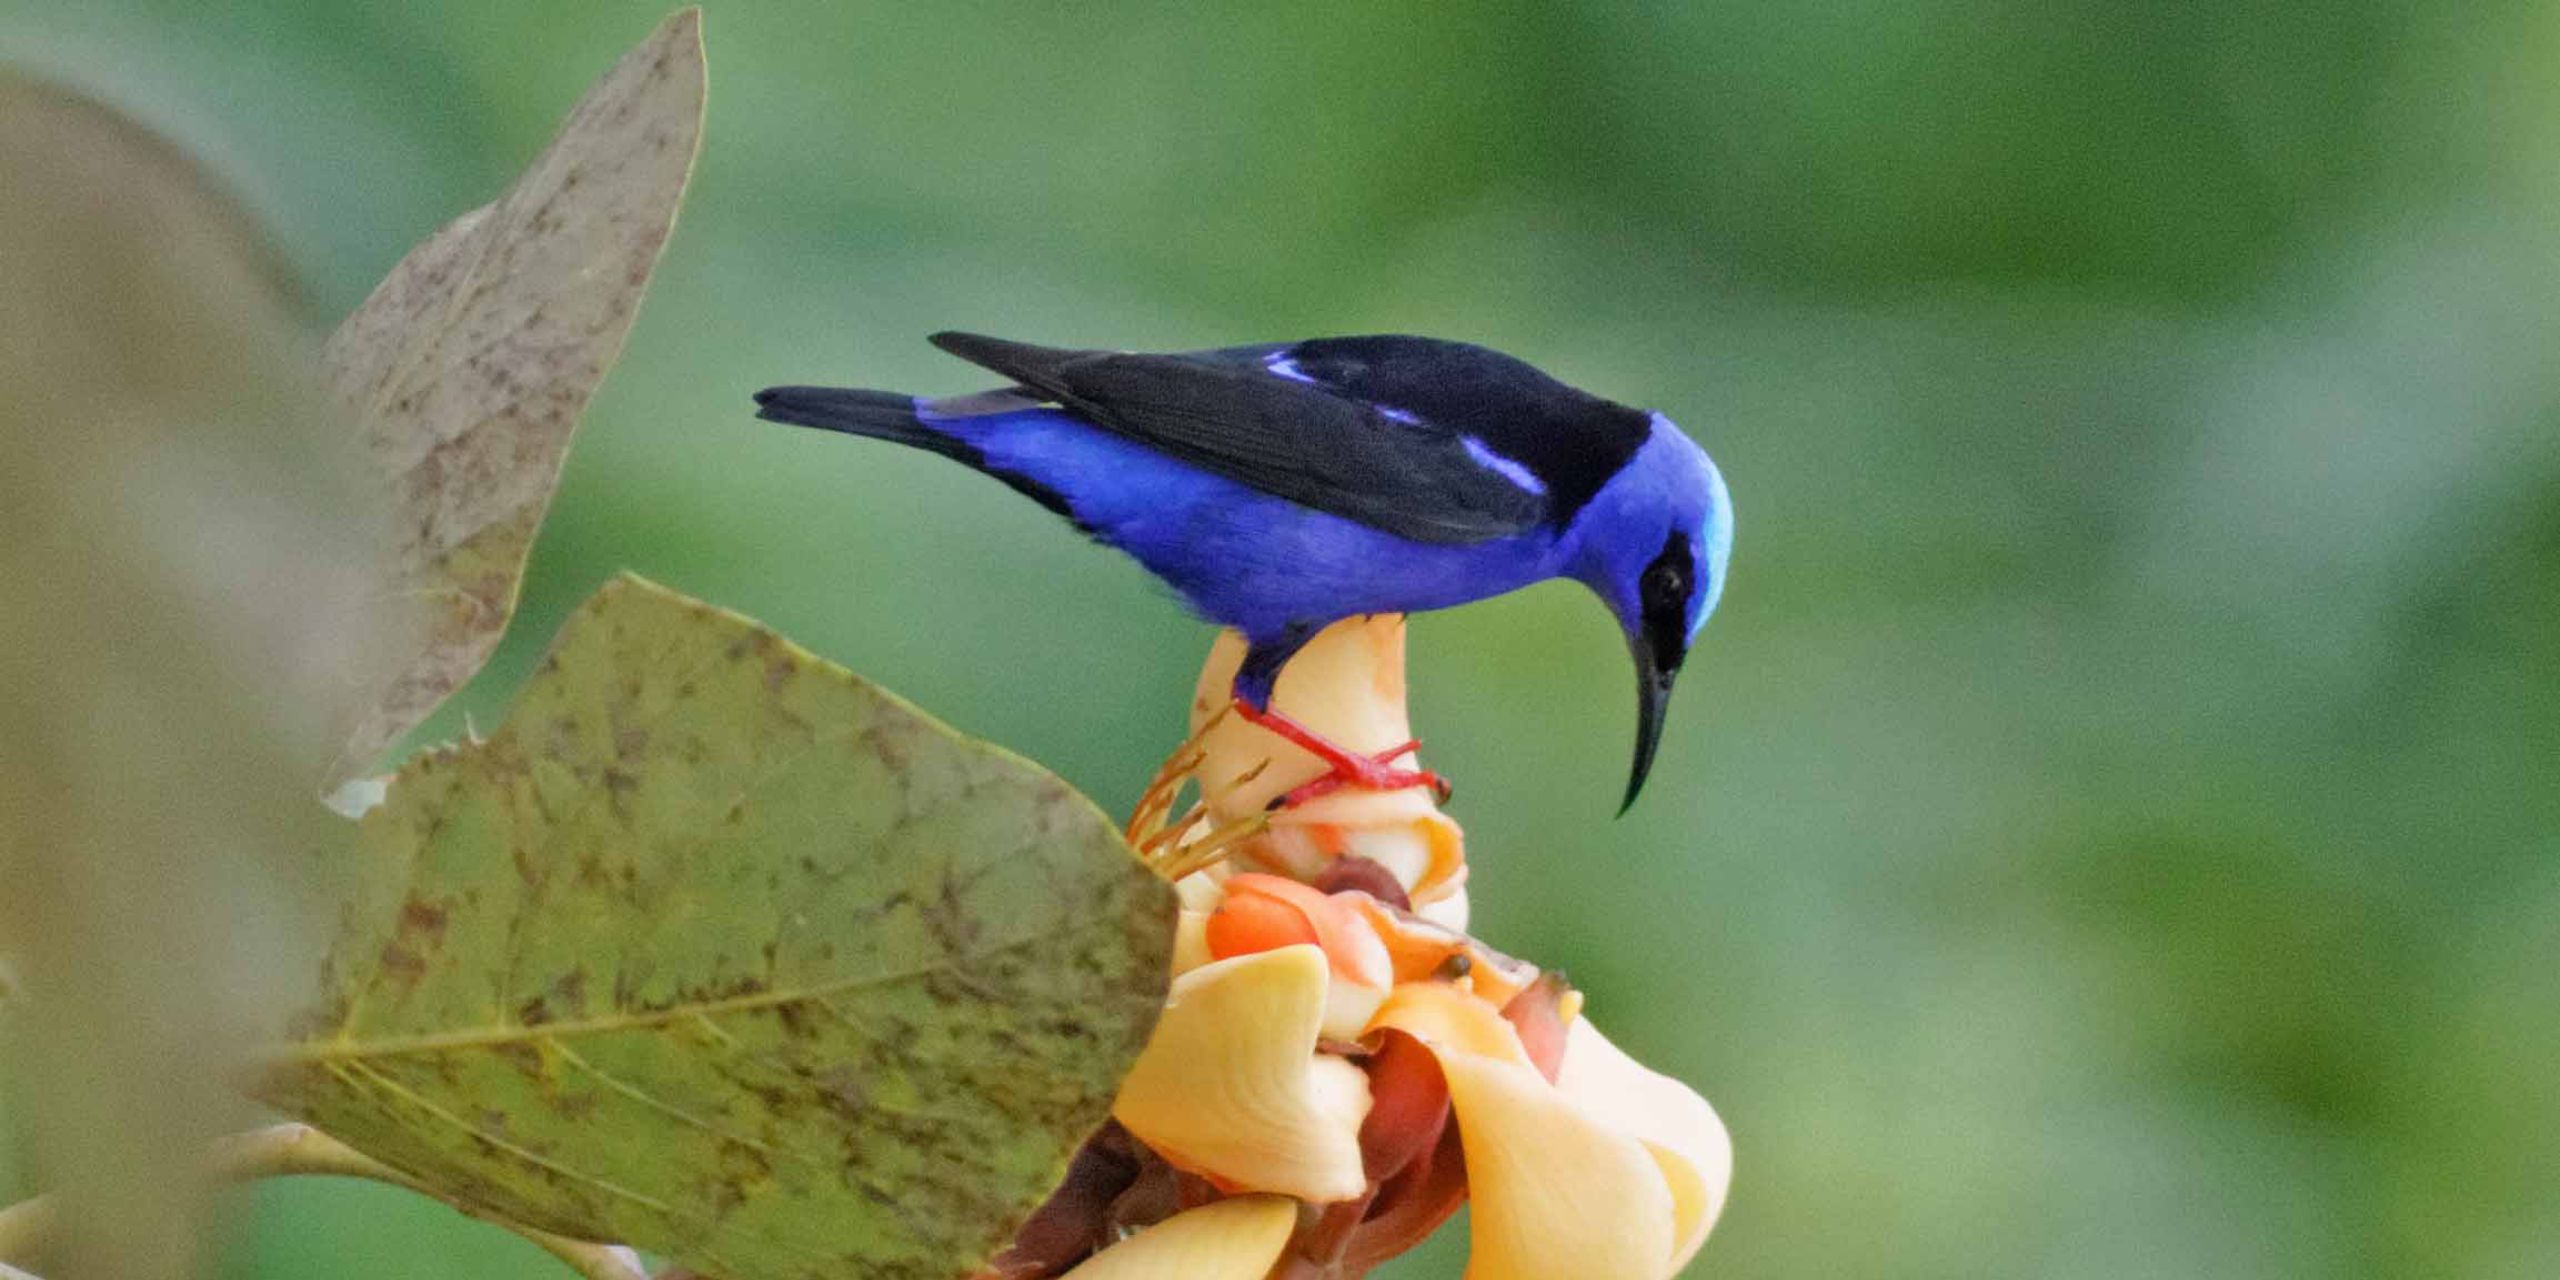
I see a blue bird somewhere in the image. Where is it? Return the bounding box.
[754,332,1733,813]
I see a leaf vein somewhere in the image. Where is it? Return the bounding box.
[547,1040,832,1176]
[330,1058,680,1218]
[289,922,1067,1063]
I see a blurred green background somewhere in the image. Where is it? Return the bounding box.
[6,1,2558,1276]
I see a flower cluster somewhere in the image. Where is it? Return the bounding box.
[988,618,1730,1279]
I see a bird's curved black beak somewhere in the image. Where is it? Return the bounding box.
[1622,633,1684,815]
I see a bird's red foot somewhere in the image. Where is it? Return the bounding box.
[1232,700,1453,809]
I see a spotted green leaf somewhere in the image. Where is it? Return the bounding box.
[261,575,1177,1279]
[321,9,705,791]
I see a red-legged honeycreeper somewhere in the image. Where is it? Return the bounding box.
[754,333,1733,814]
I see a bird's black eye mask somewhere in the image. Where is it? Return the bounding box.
[1639,531,1695,672]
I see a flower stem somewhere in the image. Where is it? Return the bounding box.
[0,1124,650,1280]
[0,1198,57,1268]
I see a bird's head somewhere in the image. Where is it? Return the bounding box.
[1566,413,1733,814]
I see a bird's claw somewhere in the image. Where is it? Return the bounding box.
[1232,700,1456,811]
[1268,739,1452,810]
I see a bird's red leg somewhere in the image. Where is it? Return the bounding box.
[1232,700,1453,808]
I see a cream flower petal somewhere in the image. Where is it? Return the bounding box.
[1173,865,1229,913]
[1370,985,1679,1280]
[1415,881,1469,934]
[1555,1019,1735,1273]
[1320,967,1391,1045]
[1112,946,1371,1202]
[1170,909,1212,977]
[1190,620,1468,901]
[1058,1195,1298,1280]
[1202,874,1394,1041]
[1191,620,1416,805]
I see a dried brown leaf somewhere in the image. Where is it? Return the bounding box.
[321,8,705,790]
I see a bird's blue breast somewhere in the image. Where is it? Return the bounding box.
[915,397,1567,639]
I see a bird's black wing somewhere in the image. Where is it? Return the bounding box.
[928,331,1558,544]
[1274,335,1657,527]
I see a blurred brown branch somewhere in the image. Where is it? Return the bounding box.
[0,68,369,1280]
[0,1200,58,1269]
[0,1127,648,1280]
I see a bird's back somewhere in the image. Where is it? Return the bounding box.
[1211,334,1656,524]
[927,332,1656,543]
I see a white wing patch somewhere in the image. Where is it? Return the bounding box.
[1461,434,1547,496]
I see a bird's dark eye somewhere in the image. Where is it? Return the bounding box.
[1643,560,1687,610]
[1642,537,1694,613]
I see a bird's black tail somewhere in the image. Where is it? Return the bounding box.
[754,382,1093,529]
[753,385,974,464]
